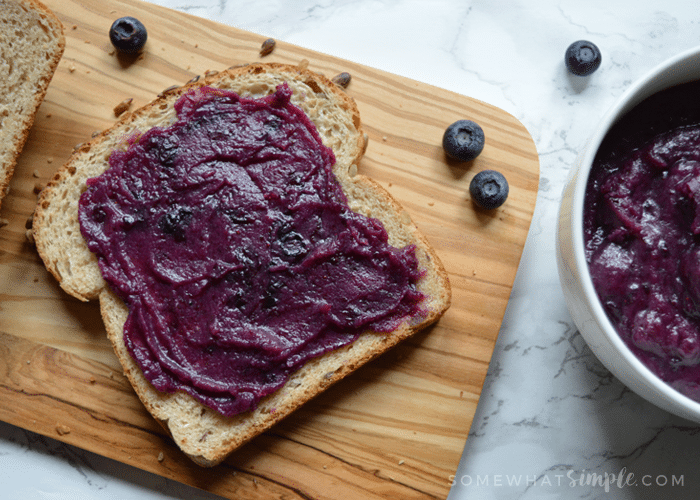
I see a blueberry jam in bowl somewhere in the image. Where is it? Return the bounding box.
[557,47,700,422]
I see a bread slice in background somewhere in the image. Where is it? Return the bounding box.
[0,0,64,208]
[33,62,451,466]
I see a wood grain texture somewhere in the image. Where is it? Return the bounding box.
[0,0,539,498]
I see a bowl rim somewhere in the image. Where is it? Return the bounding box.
[570,45,700,416]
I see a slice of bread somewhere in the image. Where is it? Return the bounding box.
[33,62,451,466]
[0,0,64,208]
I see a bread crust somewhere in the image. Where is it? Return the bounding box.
[33,62,451,466]
[0,0,65,209]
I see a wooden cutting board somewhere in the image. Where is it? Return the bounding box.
[0,0,539,498]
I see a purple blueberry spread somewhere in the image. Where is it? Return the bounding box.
[584,80,700,400]
[79,84,424,416]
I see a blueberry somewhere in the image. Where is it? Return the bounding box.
[159,208,192,241]
[469,170,509,210]
[279,230,308,260]
[109,17,148,54]
[442,120,485,162]
[565,40,601,76]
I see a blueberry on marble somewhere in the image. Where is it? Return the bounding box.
[565,40,601,76]
[442,120,485,162]
[469,170,509,210]
[109,16,148,54]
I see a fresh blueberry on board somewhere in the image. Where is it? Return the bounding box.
[442,120,485,162]
[109,16,148,54]
[469,170,509,210]
[565,40,601,76]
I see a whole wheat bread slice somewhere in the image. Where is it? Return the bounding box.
[33,62,451,466]
[0,0,64,208]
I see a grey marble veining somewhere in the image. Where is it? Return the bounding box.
[3,1,700,498]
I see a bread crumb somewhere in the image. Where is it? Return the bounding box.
[157,451,165,462]
[472,270,477,276]
[428,202,435,207]
[45,113,51,118]
[260,38,276,57]
[382,136,387,142]
[72,24,77,30]
[0,219,9,228]
[89,375,96,384]
[297,59,309,70]
[331,72,351,89]
[113,98,133,117]
[26,360,30,365]
[33,170,40,178]
[398,459,405,465]
[68,64,76,72]
[109,49,116,56]
[323,465,327,469]
[84,39,90,44]
[56,424,71,436]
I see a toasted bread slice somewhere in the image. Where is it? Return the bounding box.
[33,62,451,466]
[0,0,64,208]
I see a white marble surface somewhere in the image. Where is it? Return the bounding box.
[2,0,700,498]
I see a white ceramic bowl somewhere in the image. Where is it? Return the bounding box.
[556,46,700,423]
